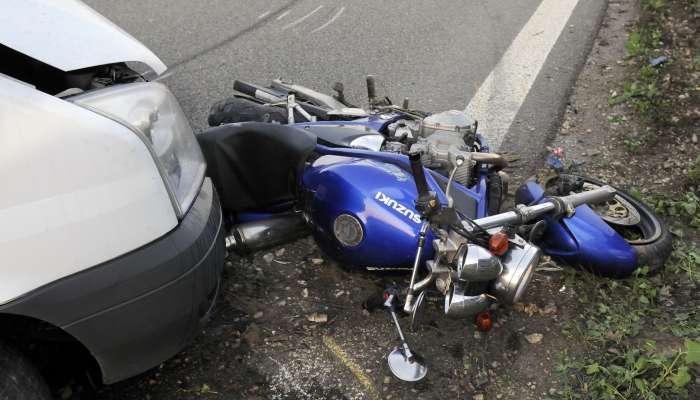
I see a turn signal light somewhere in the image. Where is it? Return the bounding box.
[489,232,509,256]
[475,311,493,331]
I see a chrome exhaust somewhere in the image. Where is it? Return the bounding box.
[226,213,309,255]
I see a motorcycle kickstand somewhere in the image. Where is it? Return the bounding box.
[384,292,428,382]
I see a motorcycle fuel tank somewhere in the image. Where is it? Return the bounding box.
[302,155,435,269]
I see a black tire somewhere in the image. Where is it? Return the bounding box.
[0,343,52,400]
[556,174,673,273]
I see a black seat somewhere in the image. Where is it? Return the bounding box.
[197,123,316,215]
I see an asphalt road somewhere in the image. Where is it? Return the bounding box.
[84,0,606,172]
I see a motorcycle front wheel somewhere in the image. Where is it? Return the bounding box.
[547,174,673,273]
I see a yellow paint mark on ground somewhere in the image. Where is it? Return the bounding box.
[322,335,381,400]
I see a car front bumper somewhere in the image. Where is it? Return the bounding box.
[1,178,226,384]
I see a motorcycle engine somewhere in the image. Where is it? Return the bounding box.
[386,110,477,186]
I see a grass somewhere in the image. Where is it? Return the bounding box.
[557,340,700,399]
[608,0,669,126]
[666,241,700,282]
[557,265,699,399]
[688,155,700,186]
[564,268,659,346]
[649,191,700,233]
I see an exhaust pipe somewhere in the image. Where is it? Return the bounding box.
[226,213,309,255]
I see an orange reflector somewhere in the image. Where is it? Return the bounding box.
[489,232,509,256]
[475,311,493,331]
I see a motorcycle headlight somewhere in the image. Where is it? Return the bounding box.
[456,243,503,282]
[333,213,363,247]
[72,82,206,217]
[488,241,541,304]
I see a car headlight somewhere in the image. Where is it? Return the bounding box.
[72,82,206,217]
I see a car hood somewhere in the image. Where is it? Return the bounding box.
[0,0,167,75]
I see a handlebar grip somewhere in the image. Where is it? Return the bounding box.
[409,152,430,198]
[366,75,377,100]
[234,80,284,103]
[560,185,616,208]
[233,80,258,97]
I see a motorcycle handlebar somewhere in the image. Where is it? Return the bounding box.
[233,80,258,97]
[409,152,430,198]
[366,75,377,101]
[234,80,282,103]
[470,185,616,230]
[561,185,617,208]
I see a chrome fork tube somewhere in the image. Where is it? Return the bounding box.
[404,221,430,313]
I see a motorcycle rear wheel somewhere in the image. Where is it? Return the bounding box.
[549,174,672,273]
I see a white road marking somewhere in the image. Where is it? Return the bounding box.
[311,6,346,33]
[258,10,271,19]
[282,5,324,30]
[276,10,291,20]
[464,0,580,150]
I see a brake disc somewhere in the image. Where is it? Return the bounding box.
[581,182,641,226]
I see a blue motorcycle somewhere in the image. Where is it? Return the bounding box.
[200,77,671,381]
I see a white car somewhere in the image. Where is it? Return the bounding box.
[0,1,225,398]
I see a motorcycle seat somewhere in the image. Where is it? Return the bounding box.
[197,122,315,216]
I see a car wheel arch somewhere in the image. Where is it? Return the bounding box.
[0,312,104,386]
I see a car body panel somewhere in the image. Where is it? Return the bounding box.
[0,74,178,305]
[0,0,166,74]
[0,179,225,383]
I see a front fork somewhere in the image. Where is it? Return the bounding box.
[403,221,430,313]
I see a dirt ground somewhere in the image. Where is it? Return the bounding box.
[94,0,699,399]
